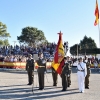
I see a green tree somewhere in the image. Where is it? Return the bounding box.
[17,27,47,46]
[70,35,97,55]
[3,39,10,46]
[80,35,97,49]
[0,40,4,45]
[0,39,9,46]
[0,22,10,45]
[70,44,79,55]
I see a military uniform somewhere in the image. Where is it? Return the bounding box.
[61,58,70,91]
[77,58,87,93]
[26,55,34,85]
[85,60,91,89]
[67,60,72,87]
[52,67,58,86]
[37,57,46,90]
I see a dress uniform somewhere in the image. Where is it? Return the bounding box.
[61,57,70,91]
[26,54,34,85]
[84,58,91,89]
[52,67,58,86]
[77,57,87,93]
[36,53,46,90]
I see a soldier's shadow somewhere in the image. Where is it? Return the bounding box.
[30,88,80,100]
[0,84,79,100]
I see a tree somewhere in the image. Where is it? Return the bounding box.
[80,35,97,49]
[17,27,47,46]
[3,39,10,46]
[0,40,4,45]
[0,40,9,46]
[0,22,10,45]
[70,35,97,55]
[70,44,79,55]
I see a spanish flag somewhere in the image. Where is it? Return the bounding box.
[94,0,99,26]
[52,31,65,74]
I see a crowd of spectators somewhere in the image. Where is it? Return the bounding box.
[0,42,57,62]
[0,41,100,66]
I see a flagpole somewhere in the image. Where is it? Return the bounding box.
[77,44,78,59]
[98,23,100,48]
[97,0,100,48]
[94,0,99,47]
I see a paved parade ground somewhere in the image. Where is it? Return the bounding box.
[0,68,100,100]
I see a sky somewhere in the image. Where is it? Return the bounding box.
[0,0,100,48]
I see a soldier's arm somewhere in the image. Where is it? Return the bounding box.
[67,63,70,75]
[32,59,35,70]
[26,60,28,71]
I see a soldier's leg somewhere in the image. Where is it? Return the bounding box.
[53,72,58,86]
[29,70,33,84]
[41,73,44,89]
[52,72,55,85]
[55,72,58,85]
[77,73,81,92]
[31,71,34,84]
[81,74,85,92]
[67,75,71,87]
[38,72,42,89]
[62,74,64,89]
[69,70,72,85]
[85,74,90,88]
[62,74,67,90]
[87,74,90,87]
[27,71,30,84]
[85,75,87,87]
[28,71,32,84]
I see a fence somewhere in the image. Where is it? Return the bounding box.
[0,61,99,69]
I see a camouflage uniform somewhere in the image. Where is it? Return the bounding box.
[67,60,72,87]
[36,55,46,90]
[85,60,91,89]
[26,54,34,85]
[52,67,58,86]
[61,57,70,91]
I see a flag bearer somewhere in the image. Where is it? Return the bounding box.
[61,57,70,91]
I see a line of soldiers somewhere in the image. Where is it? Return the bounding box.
[26,53,46,90]
[26,53,91,91]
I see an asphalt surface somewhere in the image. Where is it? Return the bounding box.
[0,68,100,100]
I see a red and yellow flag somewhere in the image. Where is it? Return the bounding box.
[52,31,65,74]
[94,0,99,26]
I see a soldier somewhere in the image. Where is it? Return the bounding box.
[67,56,72,87]
[26,54,34,85]
[52,67,58,86]
[77,57,87,93]
[61,57,70,91]
[84,57,91,89]
[36,52,46,90]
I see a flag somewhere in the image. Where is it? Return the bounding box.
[94,0,99,26]
[52,31,65,74]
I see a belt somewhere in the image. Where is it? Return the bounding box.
[38,66,45,68]
[78,70,84,72]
